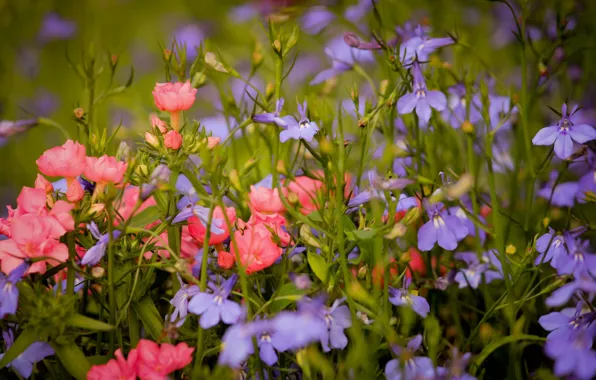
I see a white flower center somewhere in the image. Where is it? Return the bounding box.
[432,216,446,228]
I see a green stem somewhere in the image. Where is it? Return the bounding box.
[66,232,77,295]
[106,204,117,356]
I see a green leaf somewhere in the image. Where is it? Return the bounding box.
[341,215,356,231]
[0,329,38,368]
[270,283,304,313]
[65,313,115,331]
[346,228,379,242]
[133,297,164,340]
[52,343,91,380]
[469,334,545,375]
[87,355,110,365]
[307,251,328,283]
[126,206,161,229]
[307,211,323,222]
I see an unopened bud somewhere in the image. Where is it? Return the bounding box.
[116,141,132,162]
[542,217,550,228]
[320,139,333,154]
[446,173,474,199]
[506,244,517,255]
[265,83,275,99]
[111,54,118,65]
[343,32,360,48]
[461,120,474,134]
[163,49,172,60]
[145,132,159,147]
[357,265,367,279]
[91,267,105,278]
[385,223,407,239]
[379,80,389,96]
[272,39,282,54]
[136,164,149,177]
[74,108,85,119]
[228,170,242,191]
[204,52,229,73]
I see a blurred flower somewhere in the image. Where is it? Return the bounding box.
[544,327,596,379]
[170,275,201,327]
[320,298,352,352]
[534,227,567,266]
[135,339,194,379]
[417,201,467,251]
[454,250,503,289]
[219,320,270,368]
[385,335,434,380]
[87,348,137,380]
[188,206,235,245]
[399,25,454,64]
[397,61,447,124]
[448,204,486,244]
[164,130,183,150]
[253,98,291,128]
[537,171,578,207]
[0,329,54,378]
[310,35,374,85]
[187,274,241,329]
[301,6,335,35]
[0,119,39,147]
[81,222,122,266]
[172,24,204,61]
[279,101,319,143]
[231,222,283,274]
[38,12,76,42]
[532,104,596,160]
[389,278,430,318]
[84,155,128,186]
[269,297,328,352]
[0,262,28,318]
[36,140,86,181]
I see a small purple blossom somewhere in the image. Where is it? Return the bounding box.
[218,319,270,368]
[399,25,454,64]
[270,297,328,352]
[385,335,435,380]
[253,98,291,128]
[0,262,29,318]
[537,171,579,207]
[0,329,54,378]
[81,222,122,266]
[279,101,319,143]
[454,250,503,289]
[170,275,201,327]
[172,205,225,235]
[0,119,39,147]
[38,13,76,42]
[301,6,336,35]
[417,201,468,251]
[175,175,200,209]
[534,228,567,266]
[320,298,352,352]
[553,232,596,277]
[448,205,486,244]
[544,327,596,379]
[310,35,374,85]
[188,274,241,329]
[397,61,447,124]
[532,104,596,160]
[389,278,430,318]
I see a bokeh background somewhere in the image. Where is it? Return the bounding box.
[1,0,594,210]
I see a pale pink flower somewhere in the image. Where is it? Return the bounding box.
[150,113,168,134]
[248,185,286,221]
[84,155,127,185]
[34,174,53,194]
[231,222,283,274]
[66,180,84,202]
[135,339,194,380]
[36,140,86,178]
[285,176,325,215]
[207,136,220,149]
[218,251,235,269]
[87,348,138,380]
[152,81,197,112]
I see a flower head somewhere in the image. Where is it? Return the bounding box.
[135,339,194,379]
[231,222,283,274]
[152,81,197,112]
[532,104,596,159]
[187,206,235,245]
[397,61,447,124]
[81,222,122,266]
[385,335,435,380]
[417,201,468,251]
[0,262,29,318]
[36,140,86,179]
[252,98,291,128]
[0,329,54,379]
[187,274,241,329]
[87,348,137,380]
[84,155,127,185]
[389,278,430,318]
[279,101,320,142]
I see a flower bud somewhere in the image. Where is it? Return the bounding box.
[272,39,282,54]
[217,251,235,269]
[74,107,85,119]
[116,141,132,162]
[343,32,360,48]
[265,83,275,99]
[35,174,53,194]
[164,130,183,150]
[461,120,474,134]
[66,180,85,202]
[207,136,220,149]
[150,114,168,134]
[91,266,105,278]
[205,52,229,73]
[145,132,159,147]
[506,244,517,255]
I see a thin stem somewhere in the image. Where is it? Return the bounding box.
[106,203,117,356]
[66,232,77,295]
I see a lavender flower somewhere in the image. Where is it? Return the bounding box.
[140,164,171,201]
[279,101,319,143]
[539,302,596,340]
[436,348,476,380]
[534,228,567,266]
[319,298,352,352]
[172,205,225,235]
[443,84,482,129]
[532,104,596,160]
[170,275,201,327]
[348,171,415,210]
[0,329,54,378]
[448,205,486,244]
[385,335,434,380]
[0,262,28,318]
[389,278,430,318]
[253,98,291,128]
[546,273,596,308]
[454,251,503,289]
[218,320,270,368]
[172,24,204,61]
[81,222,122,266]
[310,35,374,85]
[397,61,447,124]
[417,201,468,251]
[188,274,241,329]
[301,6,336,35]
[537,171,579,207]
[175,174,200,209]
[270,297,328,352]
[488,95,518,133]
[553,233,596,277]
[38,13,76,42]
[544,327,596,379]
[0,119,38,147]
[399,25,454,64]
[577,168,596,203]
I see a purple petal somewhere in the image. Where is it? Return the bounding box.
[417,221,437,251]
[436,223,458,250]
[411,296,430,318]
[220,300,241,324]
[569,124,596,144]
[310,68,340,85]
[532,126,559,146]
[199,305,221,329]
[397,92,418,115]
[259,342,278,366]
[329,325,348,349]
[425,90,447,111]
[554,133,574,159]
[546,283,578,307]
[538,312,570,331]
[415,98,432,124]
[188,293,214,315]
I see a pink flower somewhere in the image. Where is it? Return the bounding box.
[135,339,194,380]
[248,186,286,221]
[150,113,168,134]
[46,200,75,238]
[152,81,197,113]
[0,214,68,274]
[285,176,325,215]
[34,174,53,194]
[16,187,47,215]
[231,222,283,274]
[84,155,127,185]
[66,180,84,202]
[217,251,235,269]
[147,226,198,260]
[207,136,220,149]
[188,206,236,245]
[164,130,182,150]
[115,187,157,226]
[36,140,86,178]
[87,348,138,380]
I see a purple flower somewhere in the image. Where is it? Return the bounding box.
[454,250,503,289]
[397,61,447,124]
[344,0,374,23]
[443,84,482,129]
[38,13,76,42]
[175,174,200,209]
[188,274,241,329]
[289,273,312,290]
[81,222,122,266]
[270,297,328,352]
[348,171,415,210]
[253,98,292,128]
[389,278,430,318]
[301,6,336,35]
[0,119,38,147]
[553,233,596,277]
[385,335,435,380]
[546,273,596,308]
[320,298,352,352]
[399,25,454,64]
[310,35,374,85]
[532,104,596,159]
[0,329,54,378]
[537,171,578,207]
[448,205,486,244]
[140,164,171,201]
[201,115,241,140]
[539,302,596,340]
[544,327,596,379]
[279,101,319,143]
[417,201,468,251]
[577,169,596,203]
[534,228,567,266]
[487,95,517,132]
[170,275,201,327]
[218,319,270,368]
[173,24,204,61]
[0,262,28,318]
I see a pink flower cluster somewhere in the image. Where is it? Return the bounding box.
[87,339,194,380]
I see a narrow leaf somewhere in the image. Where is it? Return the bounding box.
[52,343,91,380]
[307,251,328,283]
[0,329,38,368]
[65,313,115,331]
